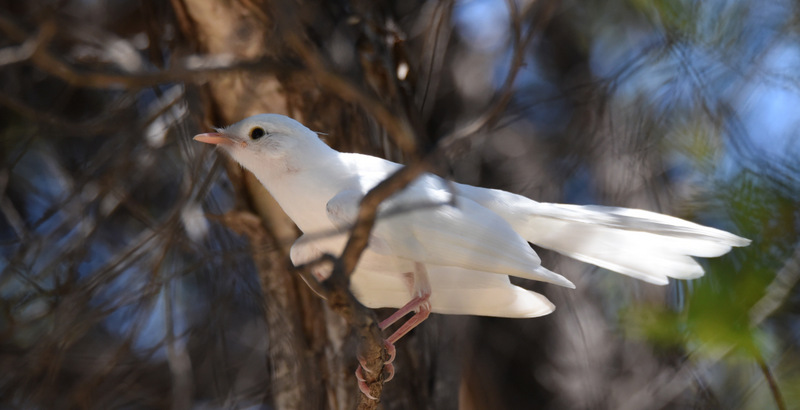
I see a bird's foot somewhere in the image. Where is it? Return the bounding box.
[355,340,396,400]
[355,365,378,400]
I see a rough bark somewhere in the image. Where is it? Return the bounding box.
[172,0,420,407]
[172,1,334,407]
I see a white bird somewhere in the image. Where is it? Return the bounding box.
[194,114,749,396]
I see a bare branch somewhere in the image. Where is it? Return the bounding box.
[283,33,419,156]
[750,243,800,326]
[438,0,539,152]
[0,15,297,89]
[0,35,36,67]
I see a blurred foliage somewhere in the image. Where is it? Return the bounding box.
[624,167,799,407]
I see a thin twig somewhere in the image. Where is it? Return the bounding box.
[0,15,299,89]
[338,160,432,277]
[298,159,432,407]
[285,34,419,155]
[750,243,800,324]
[438,0,537,150]
[754,347,787,410]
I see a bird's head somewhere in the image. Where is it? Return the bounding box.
[193,113,331,175]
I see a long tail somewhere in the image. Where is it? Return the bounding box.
[455,184,750,285]
[517,203,750,284]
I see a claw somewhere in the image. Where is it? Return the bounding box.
[355,365,366,383]
[383,362,395,383]
[355,366,378,400]
[356,354,373,374]
[355,341,396,401]
[383,340,396,364]
[354,264,432,401]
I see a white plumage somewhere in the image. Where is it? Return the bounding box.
[194,113,749,319]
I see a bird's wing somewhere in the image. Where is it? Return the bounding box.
[290,234,328,265]
[335,154,749,285]
[454,183,749,284]
[289,234,334,298]
[325,186,574,288]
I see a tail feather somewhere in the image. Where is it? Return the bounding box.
[516,203,749,284]
[454,183,749,284]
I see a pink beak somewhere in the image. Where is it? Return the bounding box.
[193,132,234,146]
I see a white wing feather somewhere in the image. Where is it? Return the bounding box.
[455,184,749,284]
[325,187,575,288]
[335,154,748,285]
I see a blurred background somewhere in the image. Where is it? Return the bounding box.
[1,0,798,409]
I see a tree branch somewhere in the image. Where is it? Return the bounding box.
[0,15,299,89]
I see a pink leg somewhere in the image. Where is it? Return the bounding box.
[385,297,431,344]
[356,262,432,400]
[382,262,432,344]
[378,295,429,330]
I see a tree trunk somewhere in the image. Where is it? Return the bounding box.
[172,1,424,407]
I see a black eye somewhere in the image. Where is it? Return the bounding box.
[249,127,266,139]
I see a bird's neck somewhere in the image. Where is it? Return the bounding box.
[249,150,348,233]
